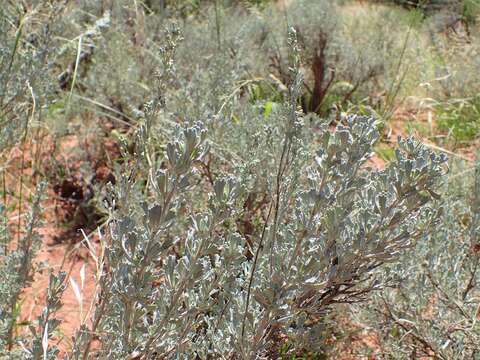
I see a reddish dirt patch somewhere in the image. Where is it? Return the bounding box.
[20,229,98,352]
[3,128,117,354]
[17,197,99,354]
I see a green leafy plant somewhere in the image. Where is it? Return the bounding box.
[437,96,480,143]
[0,3,58,152]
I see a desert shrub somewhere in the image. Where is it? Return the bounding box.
[253,1,427,119]
[0,3,59,152]
[257,0,338,114]
[0,4,69,358]
[389,0,478,26]
[55,28,448,358]
[352,157,480,359]
[425,18,480,100]
[42,0,478,153]
[1,1,470,358]
[385,0,462,13]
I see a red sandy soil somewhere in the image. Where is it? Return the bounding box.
[21,220,99,353]
[6,131,114,355]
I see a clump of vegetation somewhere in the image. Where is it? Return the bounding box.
[353,157,480,359]
[437,96,480,143]
[0,0,479,358]
[61,27,447,357]
[0,3,58,151]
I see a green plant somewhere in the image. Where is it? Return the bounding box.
[0,4,68,358]
[437,96,480,143]
[463,0,480,23]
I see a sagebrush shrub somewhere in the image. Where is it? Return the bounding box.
[54,29,448,359]
[0,3,58,151]
[1,2,467,359]
[353,157,479,359]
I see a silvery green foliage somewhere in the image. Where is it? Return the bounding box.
[69,122,214,359]
[256,0,412,109]
[170,6,253,123]
[69,7,147,121]
[57,0,425,137]
[75,30,447,356]
[25,271,67,360]
[353,158,480,359]
[0,4,58,151]
[230,128,446,357]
